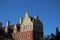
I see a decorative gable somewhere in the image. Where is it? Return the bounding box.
[20,11,33,32]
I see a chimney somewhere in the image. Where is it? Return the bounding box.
[6,21,10,27]
[0,22,2,28]
[20,17,23,24]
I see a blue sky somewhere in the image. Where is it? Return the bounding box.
[0,0,60,35]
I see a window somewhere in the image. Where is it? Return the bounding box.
[26,25,27,29]
[24,25,27,30]
[20,35,22,40]
[27,25,29,29]
[24,34,26,39]
[24,26,25,29]
[24,25,29,30]
[27,33,30,39]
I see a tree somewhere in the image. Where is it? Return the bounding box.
[55,27,60,40]
[56,27,59,36]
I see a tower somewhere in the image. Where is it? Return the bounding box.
[5,21,10,33]
[20,17,23,24]
[33,15,43,40]
[20,11,43,40]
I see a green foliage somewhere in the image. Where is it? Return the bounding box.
[56,27,59,36]
[41,27,60,40]
[0,35,13,40]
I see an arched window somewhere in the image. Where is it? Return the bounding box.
[27,33,30,39]
[20,35,22,40]
[24,34,26,40]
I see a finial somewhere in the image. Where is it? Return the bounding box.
[25,10,29,17]
[20,17,23,24]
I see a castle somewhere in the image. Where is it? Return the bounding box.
[0,11,43,40]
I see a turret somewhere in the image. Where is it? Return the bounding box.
[13,24,17,33]
[34,15,39,20]
[6,21,10,27]
[5,21,10,33]
[25,11,29,17]
[20,17,23,24]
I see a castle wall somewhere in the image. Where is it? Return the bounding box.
[12,31,33,40]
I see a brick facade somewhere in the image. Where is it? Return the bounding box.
[0,11,43,40]
[12,31,33,40]
[12,11,43,40]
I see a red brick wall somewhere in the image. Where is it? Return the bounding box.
[12,31,33,40]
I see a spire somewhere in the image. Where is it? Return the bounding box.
[34,14,39,19]
[25,10,29,17]
[5,21,10,33]
[34,12,39,19]
[20,17,23,24]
